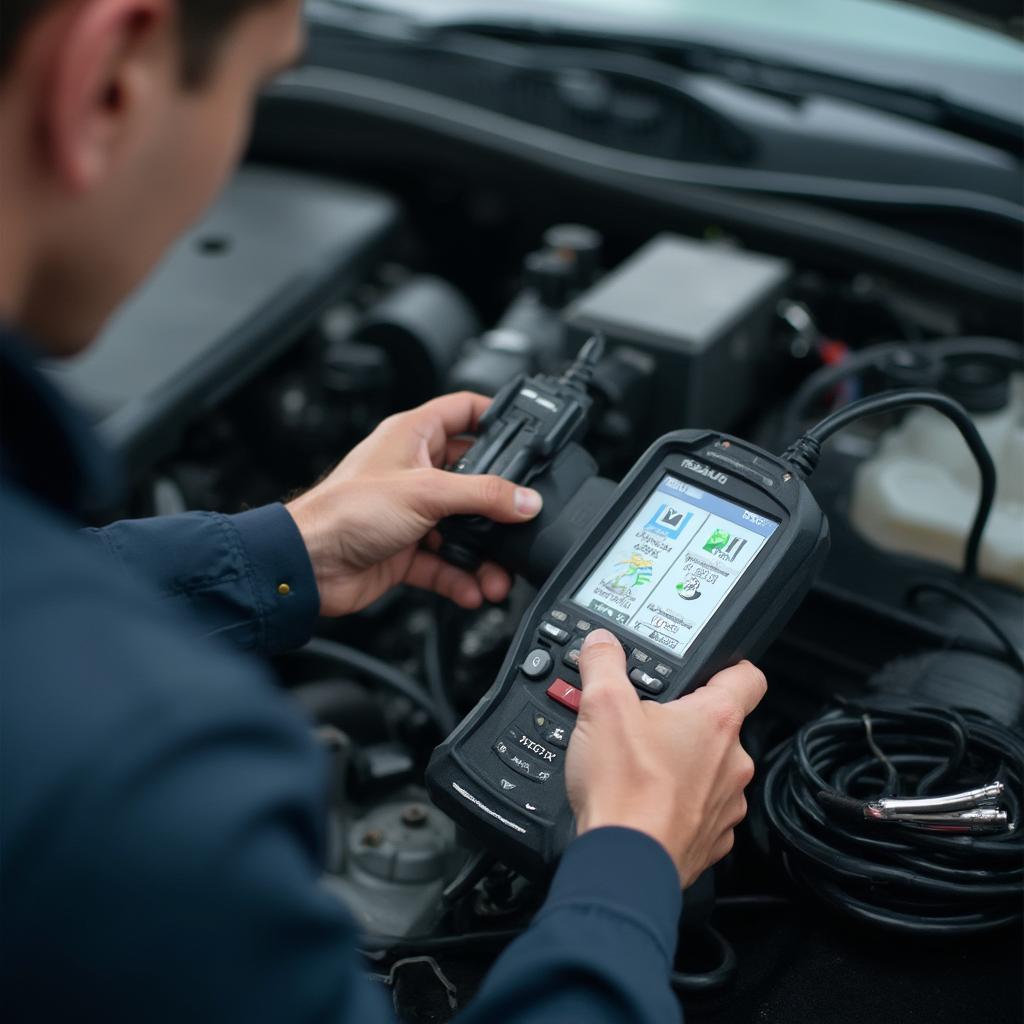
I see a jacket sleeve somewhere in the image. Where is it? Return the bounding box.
[2,601,392,1024]
[81,504,320,654]
[455,828,683,1024]
[65,515,684,1022]
[3,584,683,1024]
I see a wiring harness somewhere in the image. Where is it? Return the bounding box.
[761,698,1023,935]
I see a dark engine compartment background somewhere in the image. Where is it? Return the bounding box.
[49,57,1024,1022]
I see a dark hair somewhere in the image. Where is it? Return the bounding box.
[0,0,278,85]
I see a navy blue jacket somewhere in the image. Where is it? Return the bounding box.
[0,330,683,1023]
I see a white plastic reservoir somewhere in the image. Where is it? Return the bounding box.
[849,375,1024,587]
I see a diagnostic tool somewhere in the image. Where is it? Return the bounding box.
[437,335,605,574]
[427,429,830,871]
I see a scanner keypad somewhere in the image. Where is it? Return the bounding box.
[526,608,672,709]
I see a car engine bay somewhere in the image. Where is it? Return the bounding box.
[51,15,1024,1019]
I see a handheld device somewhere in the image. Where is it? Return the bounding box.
[427,429,830,871]
[437,335,605,574]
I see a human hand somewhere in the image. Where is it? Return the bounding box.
[286,393,542,617]
[565,630,766,886]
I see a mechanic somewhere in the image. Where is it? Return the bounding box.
[0,3,764,1021]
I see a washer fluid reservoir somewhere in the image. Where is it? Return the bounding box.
[850,375,1024,587]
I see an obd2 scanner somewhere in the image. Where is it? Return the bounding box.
[428,428,829,872]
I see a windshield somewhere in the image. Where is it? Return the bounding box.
[324,0,1023,71]
[520,0,1023,70]
[318,0,1023,125]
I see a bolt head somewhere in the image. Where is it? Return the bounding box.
[401,804,429,828]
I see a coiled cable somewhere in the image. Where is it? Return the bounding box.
[761,698,1023,935]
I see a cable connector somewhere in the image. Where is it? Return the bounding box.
[866,781,1005,817]
[438,333,605,572]
[867,808,1009,834]
[819,781,1012,834]
[781,434,822,481]
[559,332,605,390]
[861,782,1011,833]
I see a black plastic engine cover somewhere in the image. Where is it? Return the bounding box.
[45,165,399,480]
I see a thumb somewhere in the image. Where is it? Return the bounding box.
[578,629,639,716]
[413,469,543,524]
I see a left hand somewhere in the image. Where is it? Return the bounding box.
[285,392,543,617]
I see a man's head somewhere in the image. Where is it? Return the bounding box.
[0,0,305,354]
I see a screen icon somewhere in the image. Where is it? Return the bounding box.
[702,529,747,563]
[676,576,702,601]
[645,504,693,540]
[703,528,730,553]
[602,553,654,595]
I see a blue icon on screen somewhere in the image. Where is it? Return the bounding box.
[644,505,693,539]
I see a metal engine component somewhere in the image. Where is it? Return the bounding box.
[324,794,464,940]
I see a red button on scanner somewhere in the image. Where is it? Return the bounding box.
[546,678,582,713]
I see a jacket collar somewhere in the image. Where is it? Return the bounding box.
[0,327,122,521]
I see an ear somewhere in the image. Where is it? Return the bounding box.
[45,0,174,192]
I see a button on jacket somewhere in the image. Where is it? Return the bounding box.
[0,329,683,1023]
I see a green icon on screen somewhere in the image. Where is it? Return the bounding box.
[703,528,730,553]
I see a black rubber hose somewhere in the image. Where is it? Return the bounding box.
[423,601,460,735]
[670,926,738,994]
[906,580,1024,675]
[359,928,524,955]
[779,336,1022,442]
[300,636,446,733]
[362,923,740,995]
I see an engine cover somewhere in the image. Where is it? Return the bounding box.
[46,165,398,480]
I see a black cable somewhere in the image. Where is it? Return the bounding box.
[906,580,1024,675]
[670,926,737,994]
[423,600,460,734]
[300,636,447,732]
[560,332,605,388]
[761,698,1024,936]
[359,928,524,956]
[779,336,1022,442]
[782,389,997,577]
[363,922,739,994]
[441,848,495,907]
[714,894,792,911]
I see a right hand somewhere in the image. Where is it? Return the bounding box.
[565,629,766,887]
